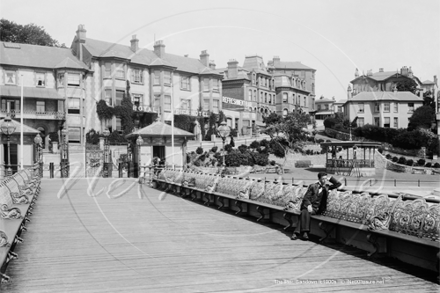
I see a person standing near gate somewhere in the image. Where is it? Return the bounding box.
[291,172,341,240]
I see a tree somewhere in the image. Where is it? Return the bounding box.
[0,19,63,47]
[263,111,310,167]
[263,112,283,125]
[423,90,436,110]
[408,105,435,131]
[396,79,418,94]
[205,112,218,141]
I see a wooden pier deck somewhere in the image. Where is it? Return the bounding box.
[1,178,438,292]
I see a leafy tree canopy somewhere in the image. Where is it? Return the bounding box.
[0,18,64,47]
[408,105,435,131]
[423,90,436,110]
[396,79,418,94]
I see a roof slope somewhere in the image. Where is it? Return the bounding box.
[0,42,88,70]
[271,60,315,71]
[348,91,423,102]
[0,118,40,134]
[83,38,220,75]
[127,121,194,138]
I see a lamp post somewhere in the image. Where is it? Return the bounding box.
[102,128,110,178]
[34,133,43,177]
[1,117,16,177]
[218,121,231,167]
[136,135,144,178]
[60,128,69,178]
[127,142,133,178]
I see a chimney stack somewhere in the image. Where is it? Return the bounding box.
[379,68,384,72]
[153,40,165,58]
[76,24,87,41]
[209,60,216,70]
[200,50,209,67]
[130,35,139,52]
[273,56,280,63]
[227,60,239,79]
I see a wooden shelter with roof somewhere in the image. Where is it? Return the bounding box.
[320,141,382,177]
[0,118,40,176]
[126,120,194,168]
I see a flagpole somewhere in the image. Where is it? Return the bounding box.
[20,74,24,170]
[171,72,175,169]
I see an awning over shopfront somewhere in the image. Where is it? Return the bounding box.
[0,85,63,100]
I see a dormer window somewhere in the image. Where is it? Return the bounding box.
[36,72,45,87]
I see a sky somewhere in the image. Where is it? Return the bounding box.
[1,0,439,101]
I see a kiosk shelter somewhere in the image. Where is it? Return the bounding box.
[320,141,382,177]
[0,118,40,177]
[126,121,194,169]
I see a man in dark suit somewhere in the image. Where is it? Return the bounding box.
[291,172,341,240]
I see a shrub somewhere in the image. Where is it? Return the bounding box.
[238,144,248,153]
[211,146,218,153]
[270,160,276,166]
[196,147,204,155]
[269,140,286,158]
[252,152,269,166]
[85,129,99,144]
[425,162,432,168]
[378,147,384,154]
[326,139,331,143]
[398,156,407,165]
[406,159,414,166]
[108,131,127,144]
[417,159,426,166]
[250,140,260,149]
[324,117,339,129]
[333,123,344,131]
[224,144,233,153]
[259,139,269,147]
[385,154,392,160]
[392,156,398,163]
[433,162,440,168]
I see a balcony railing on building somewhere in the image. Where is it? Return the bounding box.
[0,109,66,120]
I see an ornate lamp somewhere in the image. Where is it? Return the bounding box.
[136,135,144,178]
[102,128,110,177]
[34,133,43,177]
[1,117,16,176]
[60,128,69,177]
[217,121,231,166]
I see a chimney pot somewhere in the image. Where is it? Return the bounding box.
[200,50,209,66]
[227,59,239,79]
[130,35,139,52]
[379,68,384,72]
[209,60,216,70]
[153,40,165,58]
[76,24,87,41]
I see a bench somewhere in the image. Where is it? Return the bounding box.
[153,169,305,231]
[309,191,440,275]
[0,169,38,283]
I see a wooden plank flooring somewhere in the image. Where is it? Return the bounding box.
[1,178,438,292]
